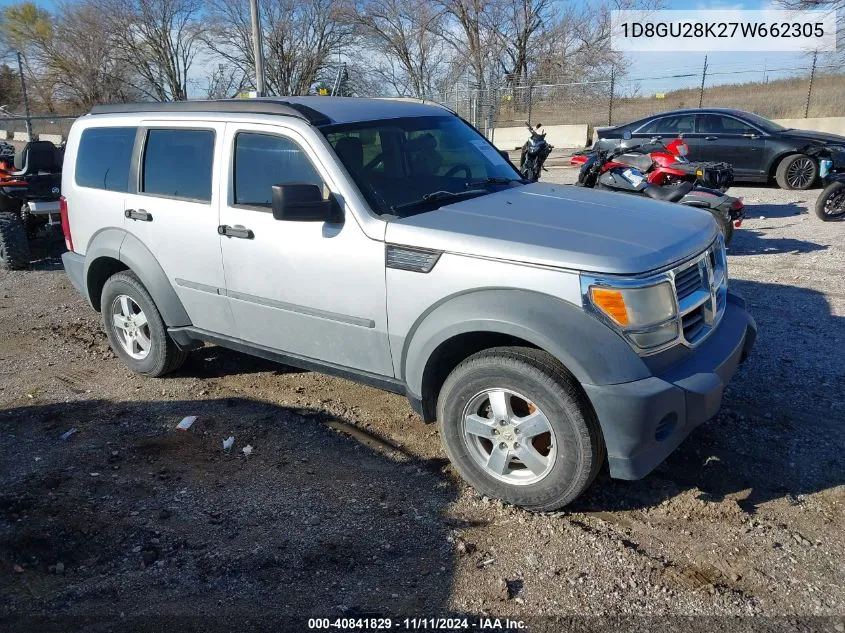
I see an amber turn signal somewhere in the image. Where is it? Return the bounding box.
[590,287,629,326]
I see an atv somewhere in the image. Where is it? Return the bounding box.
[0,140,64,270]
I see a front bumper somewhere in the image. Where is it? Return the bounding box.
[583,291,756,480]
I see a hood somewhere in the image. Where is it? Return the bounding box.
[385,182,718,275]
[779,128,845,145]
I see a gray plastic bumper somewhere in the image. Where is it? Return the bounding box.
[61,251,87,301]
[583,292,757,480]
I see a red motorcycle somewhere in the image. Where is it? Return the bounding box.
[571,136,734,191]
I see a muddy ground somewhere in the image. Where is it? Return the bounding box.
[1,171,843,632]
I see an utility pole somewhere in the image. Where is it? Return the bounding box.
[249,0,266,97]
[698,54,708,108]
[16,51,32,140]
[804,50,818,118]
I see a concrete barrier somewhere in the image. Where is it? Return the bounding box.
[12,132,30,142]
[491,124,589,150]
[772,117,845,136]
[38,133,63,144]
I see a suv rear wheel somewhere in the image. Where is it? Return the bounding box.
[437,347,604,511]
[101,271,188,376]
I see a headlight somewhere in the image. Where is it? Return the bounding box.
[583,278,679,352]
[588,282,675,327]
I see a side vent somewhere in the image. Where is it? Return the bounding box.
[385,245,442,273]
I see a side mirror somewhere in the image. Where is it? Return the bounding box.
[271,184,342,222]
[622,130,633,140]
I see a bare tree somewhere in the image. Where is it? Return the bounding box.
[201,62,248,99]
[434,0,506,90]
[204,0,353,96]
[344,0,447,98]
[1,1,141,110]
[101,0,206,101]
[496,0,552,85]
[1,2,61,111]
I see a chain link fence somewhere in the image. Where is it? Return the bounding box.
[428,56,845,136]
[0,115,79,143]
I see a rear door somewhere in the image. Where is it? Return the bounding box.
[122,121,235,336]
[632,113,701,159]
[696,114,766,178]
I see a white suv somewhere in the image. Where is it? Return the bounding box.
[60,98,756,510]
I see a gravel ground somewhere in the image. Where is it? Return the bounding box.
[0,171,843,632]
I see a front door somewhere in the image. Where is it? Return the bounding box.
[696,114,766,179]
[122,122,235,335]
[217,122,393,377]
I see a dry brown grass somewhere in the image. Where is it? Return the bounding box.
[493,73,845,129]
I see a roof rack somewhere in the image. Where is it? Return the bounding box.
[372,97,455,115]
[89,99,332,126]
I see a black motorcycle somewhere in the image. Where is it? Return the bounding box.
[810,145,845,222]
[519,123,553,182]
[576,132,745,244]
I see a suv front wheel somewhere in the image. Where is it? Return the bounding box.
[101,271,188,376]
[437,347,604,511]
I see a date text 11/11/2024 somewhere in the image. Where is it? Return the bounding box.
[307,617,527,630]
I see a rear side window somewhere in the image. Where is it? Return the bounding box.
[233,133,323,207]
[142,129,214,202]
[75,127,136,192]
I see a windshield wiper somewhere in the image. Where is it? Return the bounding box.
[465,177,525,187]
[390,188,488,214]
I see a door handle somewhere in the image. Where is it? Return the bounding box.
[125,208,152,222]
[218,224,254,239]
[704,136,718,141]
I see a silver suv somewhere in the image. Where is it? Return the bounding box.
[60,98,756,510]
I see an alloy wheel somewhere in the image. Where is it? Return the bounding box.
[111,294,151,360]
[461,388,557,485]
[786,157,815,189]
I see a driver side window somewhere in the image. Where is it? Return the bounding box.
[233,132,324,208]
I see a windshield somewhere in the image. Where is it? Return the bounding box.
[736,111,787,132]
[322,115,522,215]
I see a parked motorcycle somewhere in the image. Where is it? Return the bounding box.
[576,132,745,244]
[571,135,734,191]
[0,140,64,270]
[809,144,845,222]
[519,123,553,181]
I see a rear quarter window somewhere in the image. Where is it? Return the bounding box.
[74,127,137,192]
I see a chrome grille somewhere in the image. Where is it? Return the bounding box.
[671,240,727,347]
[674,265,704,300]
[682,306,706,341]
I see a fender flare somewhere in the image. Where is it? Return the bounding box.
[401,288,651,399]
[83,228,191,327]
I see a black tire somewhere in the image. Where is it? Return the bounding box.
[100,271,188,377]
[775,154,817,190]
[814,180,845,221]
[709,208,734,246]
[436,347,605,511]
[0,212,31,270]
[0,194,21,214]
